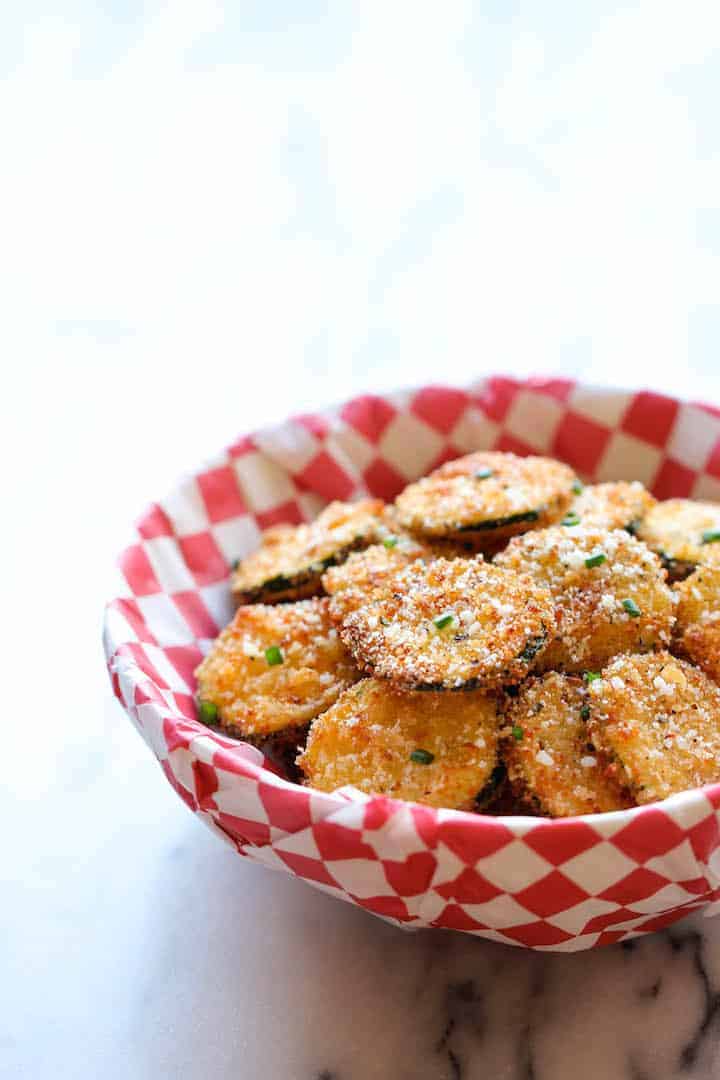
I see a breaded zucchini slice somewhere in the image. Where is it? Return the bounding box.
[297,678,499,809]
[495,526,676,672]
[674,564,720,683]
[323,536,483,624]
[587,652,720,804]
[323,536,436,624]
[338,557,554,691]
[394,451,576,542]
[231,499,385,603]
[568,481,656,532]
[195,598,358,738]
[636,499,720,581]
[504,673,633,816]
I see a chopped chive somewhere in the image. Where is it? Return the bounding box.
[585,552,607,569]
[572,480,584,495]
[580,704,591,721]
[410,748,435,765]
[584,671,601,684]
[512,725,524,741]
[474,467,494,480]
[701,530,720,545]
[383,535,399,549]
[264,645,284,666]
[622,598,641,618]
[433,613,454,630]
[198,700,218,724]
[562,512,581,527]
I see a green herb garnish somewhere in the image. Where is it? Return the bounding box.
[474,467,494,480]
[585,552,607,569]
[584,671,601,684]
[580,704,591,721]
[562,512,581,527]
[572,480,584,495]
[622,598,641,618]
[512,725,524,741]
[701,530,720,545]
[383,536,399,549]
[433,613,454,630]
[410,748,435,765]
[265,646,284,666]
[198,700,218,724]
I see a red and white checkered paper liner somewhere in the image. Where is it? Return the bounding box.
[104,376,720,951]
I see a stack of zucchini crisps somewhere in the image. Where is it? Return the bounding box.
[195,451,720,816]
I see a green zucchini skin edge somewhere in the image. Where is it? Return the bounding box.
[659,554,696,583]
[232,537,371,603]
[405,629,548,692]
[475,763,506,809]
[458,509,541,533]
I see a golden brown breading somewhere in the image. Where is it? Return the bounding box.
[338,557,555,690]
[674,563,720,683]
[323,535,431,598]
[298,678,499,809]
[495,526,676,672]
[231,499,386,603]
[394,451,576,542]
[587,652,720,803]
[569,481,656,532]
[504,673,633,816]
[195,598,359,737]
[323,538,483,624]
[636,499,720,581]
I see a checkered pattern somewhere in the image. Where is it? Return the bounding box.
[104,376,720,951]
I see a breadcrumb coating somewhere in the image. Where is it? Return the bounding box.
[674,563,720,684]
[636,499,720,581]
[569,481,656,531]
[504,673,633,816]
[587,652,720,803]
[338,557,555,690]
[195,598,358,737]
[395,451,575,541]
[298,678,499,809]
[231,499,385,603]
[495,526,676,672]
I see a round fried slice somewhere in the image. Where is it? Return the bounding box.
[195,598,359,738]
[495,526,676,672]
[569,481,656,532]
[231,499,385,604]
[339,557,555,690]
[394,451,576,542]
[323,537,436,624]
[674,563,720,683]
[323,537,485,625]
[587,652,720,804]
[636,499,720,581]
[504,673,633,816]
[297,678,499,809]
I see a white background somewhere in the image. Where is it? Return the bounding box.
[2,4,720,1077]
